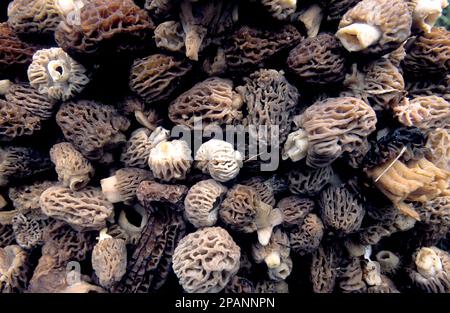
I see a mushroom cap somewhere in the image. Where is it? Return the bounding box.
[310,243,340,293]
[100,168,153,203]
[0,23,35,73]
[148,139,193,182]
[425,128,450,171]
[137,180,188,212]
[184,179,228,228]
[154,21,185,53]
[278,196,315,228]
[12,212,46,250]
[9,181,55,215]
[290,213,324,256]
[172,227,240,293]
[40,186,114,231]
[288,165,335,196]
[0,99,41,141]
[92,237,127,289]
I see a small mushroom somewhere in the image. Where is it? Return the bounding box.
[100,168,153,203]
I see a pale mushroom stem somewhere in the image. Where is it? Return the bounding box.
[69,176,88,191]
[0,195,7,210]
[135,110,155,130]
[100,175,122,203]
[336,23,382,52]
[415,247,443,278]
[0,79,11,95]
[264,251,281,269]
[413,0,445,33]
[298,4,323,38]
[97,228,112,241]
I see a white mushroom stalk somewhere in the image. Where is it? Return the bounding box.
[264,251,281,269]
[297,4,323,38]
[0,79,12,95]
[100,175,121,203]
[415,247,443,278]
[255,201,284,246]
[336,23,382,52]
[412,0,448,33]
[282,129,309,162]
[97,228,112,242]
[118,205,148,238]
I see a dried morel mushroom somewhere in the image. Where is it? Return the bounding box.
[154,21,185,53]
[50,142,94,191]
[7,0,65,37]
[260,0,297,20]
[338,257,367,293]
[393,96,450,132]
[0,99,41,141]
[0,146,51,188]
[184,179,227,228]
[252,228,292,281]
[12,213,46,250]
[136,180,188,213]
[241,176,278,207]
[402,27,450,78]
[27,47,89,101]
[408,0,449,33]
[319,185,365,235]
[129,53,192,104]
[277,196,315,228]
[100,168,153,204]
[336,0,412,55]
[425,128,449,171]
[169,77,243,129]
[194,139,243,182]
[40,186,114,231]
[406,75,450,102]
[407,246,450,293]
[237,69,298,146]
[293,97,377,168]
[55,0,155,62]
[287,166,334,196]
[56,100,130,160]
[290,213,324,256]
[310,243,340,293]
[8,181,55,217]
[220,184,283,245]
[1,81,56,120]
[92,229,127,289]
[414,196,450,245]
[341,59,405,110]
[0,23,35,72]
[222,24,302,73]
[224,275,254,293]
[172,227,240,293]
[287,33,347,86]
[0,245,30,293]
[148,139,193,182]
[114,209,186,293]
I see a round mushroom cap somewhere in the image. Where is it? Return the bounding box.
[92,237,127,289]
[278,196,315,228]
[287,33,347,85]
[172,227,241,293]
[148,139,193,182]
[184,179,228,228]
[290,213,324,256]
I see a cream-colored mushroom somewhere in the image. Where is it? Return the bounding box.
[336,23,382,52]
[415,247,443,278]
[282,129,308,162]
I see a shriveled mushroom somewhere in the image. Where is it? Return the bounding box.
[12,213,46,250]
[56,100,130,160]
[8,181,55,217]
[184,179,227,228]
[237,69,299,146]
[224,275,254,293]
[407,246,449,293]
[0,245,31,293]
[129,53,192,104]
[100,168,153,204]
[241,176,281,207]
[0,146,52,188]
[40,186,114,231]
[336,0,412,55]
[292,97,377,168]
[169,77,243,129]
[92,229,127,289]
[252,228,292,281]
[114,209,186,293]
[154,21,185,53]
[50,142,94,191]
[310,243,340,293]
[219,184,284,245]
[148,139,193,182]
[393,96,450,132]
[288,166,335,196]
[194,139,243,182]
[319,185,365,235]
[287,33,347,85]
[339,257,367,293]
[0,99,41,141]
[27,47,89,101]
[414,196,450,245]
[290,213,324,256]
[277,196,315,228]
[172,227,240,293]
[0,23,35,73]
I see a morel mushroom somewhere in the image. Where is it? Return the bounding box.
[50,142,94,191]
[100,168,153,204]
[148,139,193,182]
[194,139,243,182]
[169,77,243,129]
[8,181,55,217]
[277,196,315,228]
[407,246,449,293]
[55,0,155,62]
[408,0,449,33]
[287,166,335,196]
[0,245,30,293]
[241,176,279,207]
[40,186,114,231]
[287,33,347,85]
[12,213,46,250]
[376,250,401,275]
[290,213,324,256]
[0,23,35,73]
[154,21,185,53]
[172,227,240,293]
[0,146,52,188]
[129,53,192,104]
[310,243,340,293]
[219,184,283,245]
[56,100,130,160]
[92,229,127,289]
[27,47,89,101]
[118,205,148,245]
[0,99,41,141]
[237,69,299,146]
[184,179,227,228]
[336,0,412,55]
